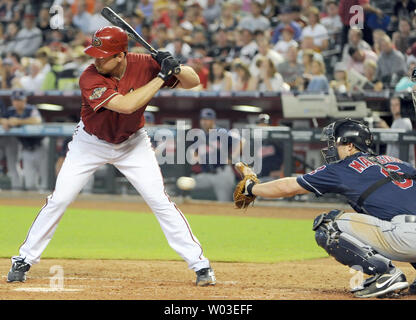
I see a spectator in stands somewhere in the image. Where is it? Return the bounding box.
[346,46,378,75]
[278,45,304,89]
[250,34,284,79]
[72,0,92,35]
[254,113,284,181]
[290,4,308,28]
[395,60,416,92]
[342,28,372,62]
[301,6,329,52]
[263,0,280,22]
[203,0,221,26]
[305,59,330,93]
[3,21,18,54]
[372,28,387,55]
[248,56,288,92]
[237,27,258,66]
[363,59,384,91]
[17,57,50,92]
[297,37,324,65]
[165,38,192,64]
[320,0,343,46]
[393,0,416,20]
[190,27,208,48]
[0,0,21,23]
[330,62,350,94]
[183,1,206,30]
[271,6,302,44]
[0,96,22,189]
[273,24,298,55]
[208,27,233,61]
[37,4,53,44]
[209,1,239,33]
[151,24,170,51]
[187,57,209,90]
[231,58,251,91]
[377,96,415,166]
[0,56,15,89]
[392,17,416,55]
[376,34,407,87]
[207,59,233,92]
[338,0,384,47]
[136,0,153,21]
[237,0,270,33]
[88,0,110,34]
[299,49,316,77]
[13,13,43,57]
[2,89,47,191]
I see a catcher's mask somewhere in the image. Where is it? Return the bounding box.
[321,119,375,164]
[412,67,416,110]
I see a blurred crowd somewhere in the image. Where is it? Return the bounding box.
[0,0,415,94]
[1,0,416,194]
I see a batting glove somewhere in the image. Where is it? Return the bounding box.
[157,56,180,81]
[152,50,172,66]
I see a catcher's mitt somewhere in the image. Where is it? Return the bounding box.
[233,162,259,209]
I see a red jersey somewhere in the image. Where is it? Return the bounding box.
[79,53,178,144]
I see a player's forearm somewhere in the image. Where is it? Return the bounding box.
[174,65,200,89]
[108,77,164,114]
[252,177,309,198]
[19,117,42,125]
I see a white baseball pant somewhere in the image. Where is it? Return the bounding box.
[18,121,210,271]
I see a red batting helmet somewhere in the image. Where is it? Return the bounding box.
[84,26,128,58]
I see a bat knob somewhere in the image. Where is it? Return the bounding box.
[173,66,181,75]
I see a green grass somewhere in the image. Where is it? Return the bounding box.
[0,205,327,263]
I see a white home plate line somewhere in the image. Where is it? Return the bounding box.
[13,287,83,292]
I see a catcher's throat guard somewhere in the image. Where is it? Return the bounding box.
[321,119,375,164]
[320,121,340,164]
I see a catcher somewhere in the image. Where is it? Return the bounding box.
[234,118,416,298]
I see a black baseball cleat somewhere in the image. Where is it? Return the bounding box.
[409,279,416,294]
[195,267,216,286]
[7,257,31,283]
[354,268,409,298]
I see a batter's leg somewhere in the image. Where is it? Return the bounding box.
[114,133,210,271]
[17,134,106,265]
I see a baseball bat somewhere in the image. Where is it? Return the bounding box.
[101,7,180,74]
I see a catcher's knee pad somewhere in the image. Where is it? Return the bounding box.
[314,211,391,275]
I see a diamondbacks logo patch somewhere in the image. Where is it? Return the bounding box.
[92,36,102,47]
[89,87,107,100]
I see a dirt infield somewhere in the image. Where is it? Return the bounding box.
[1,259,415,300]
[1,193,415,300]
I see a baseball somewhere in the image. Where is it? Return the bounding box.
[176,177,196,191]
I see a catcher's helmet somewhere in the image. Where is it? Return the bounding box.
[84,26,128,58]
[321,118,374,163]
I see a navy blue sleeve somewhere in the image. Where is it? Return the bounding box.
[296,164,343,196]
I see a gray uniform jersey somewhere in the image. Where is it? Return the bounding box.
[386,117,415,166]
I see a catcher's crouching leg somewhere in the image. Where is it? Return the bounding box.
[312,210,392,276]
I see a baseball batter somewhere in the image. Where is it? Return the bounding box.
[235,119,416,298]
[7,26,216,286]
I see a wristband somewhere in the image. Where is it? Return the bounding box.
[246,180,255,197]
